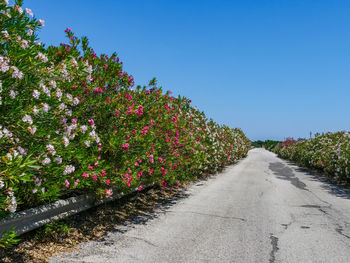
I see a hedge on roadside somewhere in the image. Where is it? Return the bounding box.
[0,0,250,218]
[272,132,350,183]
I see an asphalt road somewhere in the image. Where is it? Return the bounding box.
[51,148,350,263]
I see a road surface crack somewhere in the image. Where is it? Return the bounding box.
[124,235,159,248]
[335,224,350,240]
[168,210,246,221]
[269,234,279,263]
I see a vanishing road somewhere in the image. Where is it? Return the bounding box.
[51,148,350,263]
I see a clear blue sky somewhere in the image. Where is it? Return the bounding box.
[22,0,350,141]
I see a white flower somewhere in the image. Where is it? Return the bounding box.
[80,125,88,134]
[46,144,55,151]
[11,66,23,79]
[32,106,39,115]
[87,65,92,74]
[8,197,17,213]
[54,156,62,164]
[32,188,38,193]
[20,39,29,49]
[56,88,62,100]
[28,126,37,135]
[42,157,51,165]
[26,29,33,36]
[66,93,73,101]
[17,146,27,155]
[71,58,78,67]
[22,114,33,124]
[0,181,4,188]
[58,103,66,110]
[1,30,10,39]
[49,80,56,88]
[63,165,75,175]
[73,97,79,105]
[42,103,50,112]
[36,52,48,63]
[3,0,9,6]
[32,89,40,99]
[38,19,45,26]
[34,176,42,186]
[65,109,72,116]
[9,90,17,99]
[62,136,69,147]
[84,140,91,147]
[25,8,33,17]
[40,83,50,97]
[14,5,23,14]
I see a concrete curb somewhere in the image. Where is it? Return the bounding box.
[0,187,142,237]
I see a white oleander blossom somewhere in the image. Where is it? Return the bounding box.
[25,8,33,17]
[73,97,79,105]
[54,156,63,164]
[14,5,23,14]
[62,136,69,147]
[32,106,39,115]
[22,114,33,124]
[38,19,45,26]
[1,30,10,39]
[58,103,66,111]
[63,165,75,175]
[28,126,37,135]
[0,181,4,188]
[32,89,40,99]
[36,52,48,63]
[20,39,29,49]
[42,157,51,165]
[41,103,50,112]
[84,140,91,147]
[11,66,23,79]
[80,125,88,134]
[9,90,17,99]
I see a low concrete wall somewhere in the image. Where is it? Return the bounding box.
[0,187,142,237]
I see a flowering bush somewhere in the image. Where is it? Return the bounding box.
[273,132,350,182]
[0,0,250,217]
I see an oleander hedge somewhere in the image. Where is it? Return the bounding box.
[0,0,250,218]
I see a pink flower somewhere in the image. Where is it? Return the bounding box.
[105,189,113,198]
[138,185,143,191]
[137,170,143,179]
[159,157,163,163]
[149,154,154,163]
[135,162,139,166]
[88,165,94,170]
[149,169,153,175]
[38,19,45,26]
[74,179,80,186]
[88,119,94,125]
[72,118,78,124]
[64,180,70,187]
[101,170,107,176]
[106,179,110,185]
[122,143,130,150]
[81,172,89,178]
[93,175,98,181]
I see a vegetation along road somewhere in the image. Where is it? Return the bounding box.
[51,148,350,263]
